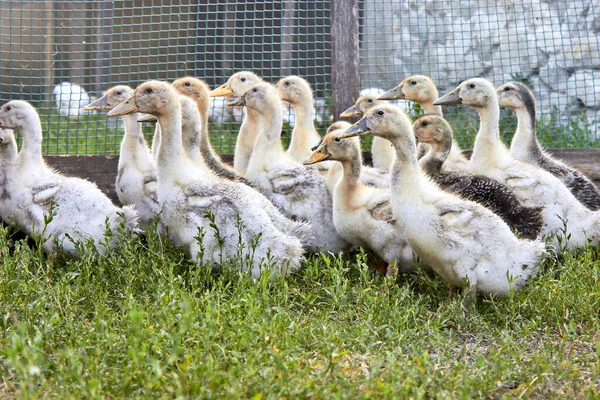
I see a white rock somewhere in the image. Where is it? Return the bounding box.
[538,56,570,92]
[471,9,507,60]
[489,26,541,83]
[567,70,600,108]
[52,82,91,120]
[557,36,600,70]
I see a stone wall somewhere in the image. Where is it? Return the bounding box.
[360,0,600,135]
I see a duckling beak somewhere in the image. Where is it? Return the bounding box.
[84,95,110,111]
[378,84,405,100]
[137,114,157,123]
[337,118,370,139]
[340,104,361,118]
[210,82,233,97]
[303,143,331,165]
[107,94,139,117]
[433,89,461,106]
[228,96,246,107]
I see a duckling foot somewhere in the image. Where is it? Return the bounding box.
[371,257,389,276]
[386,262,397,278]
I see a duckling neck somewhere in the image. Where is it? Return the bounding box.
[156,109,187,175]
[422,102,443,117]
[419,144,448,176]
[389,136,422,197]
[196,100,216,161]
[19,115,45,169]
[182,119,202,162]
[289,101,320,154]
[510,106,543,162]
[340,155,362,187]
[120,113,149,160]
[470,101,509,169]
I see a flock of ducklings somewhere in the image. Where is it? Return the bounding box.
[1,72,599,297]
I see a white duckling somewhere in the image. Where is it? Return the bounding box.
[230,82,349,253]
[85,86,159,230]
[341,93,396,172]
[339,105,545,296]
[274,76,323,163]
[304,127,415,273]
[379,75,470,173]
[497,81,600,211]
[0,100,139,256]
[210,71,263,173]
[435,78,600,249]
[172,76,254,186]
[413,114,543,240]
[108,81,308,278]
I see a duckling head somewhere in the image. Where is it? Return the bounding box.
[275,76,313,106]
[0,100,39,131]
[380,75,439,104]
[210,71,262,98]
[434,78,496,109]
[0,128,15,147]
[172,77,210,113]
[412,115,453,154]
[339,104,413,143]
[326,121,352,135]
[108,81,176,118]
[304,128,361,165]
[496,81,535,113]
[340,94,381,118]
[84,85,134,111]
[228,82,281,114]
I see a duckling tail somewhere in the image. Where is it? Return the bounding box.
[119,205,142,235]
[513,206,544,241]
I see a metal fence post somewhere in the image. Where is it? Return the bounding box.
[330,0,360,120]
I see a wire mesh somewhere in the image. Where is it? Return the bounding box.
[0,0,598,155]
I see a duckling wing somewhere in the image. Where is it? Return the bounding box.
[367,193,395,223]
[268,166,319,195]
[183,183,237,214]
[31,181,61,206]
[142,173,158,204]
[502,169,539,189]
[435,198,502,244]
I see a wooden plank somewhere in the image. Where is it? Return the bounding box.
[330,0,360,119]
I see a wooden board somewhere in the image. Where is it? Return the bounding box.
[43,149,600,206]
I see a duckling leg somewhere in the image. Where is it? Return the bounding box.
[386,261,397,277]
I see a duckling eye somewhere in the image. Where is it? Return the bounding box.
[367,99,373,103]
[504,87,511,91]
[146,88,153,94]
[421,121,428,127]
[116,91,122,95]
[377,110,384,116]
[468,83,475,89]
[5,106,11,111]
[184,82,191,87]
[411,80,417,85]
[334,137,341,142]
[252,88,258,93]
[241,77,246,82]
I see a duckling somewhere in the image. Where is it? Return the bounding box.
[379,75,470,173]
[108,81,309,278]
[339,105,545,295]
[230,82,349,253]
[497,81,600,211]
[210,71,263,173]
[274,76,323,163]
[0,128,18,223]
[322,121,389,191]
[413,115,543,240]
[85,86,159,230]
[304,128,415,273]
[341,93,396,172]
[435,78,600,249]
[0,100,139,256]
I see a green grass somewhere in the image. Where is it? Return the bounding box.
[1,225,599,398]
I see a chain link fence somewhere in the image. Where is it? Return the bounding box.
[1,0,598,155]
